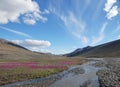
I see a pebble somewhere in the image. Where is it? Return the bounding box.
[97,59,120,87]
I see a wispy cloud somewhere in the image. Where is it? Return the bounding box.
[104,0,119,19]
[75,0,91,17]
[50,6,88,44]
[92,0,105,20]
[60,12,88,44]
[91,22,108,45]
[0,26,31,38]
[72,32,89,44]
[114,23,120,32]
[48,0,90,44]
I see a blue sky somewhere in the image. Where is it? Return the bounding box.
[0,0,120,54]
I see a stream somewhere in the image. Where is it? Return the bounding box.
[1,58,105,87]
[49,58,105,87]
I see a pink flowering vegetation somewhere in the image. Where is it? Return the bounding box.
[0,58,84,85]
[0,62,68,69]
[0,62,38,69]
[0,62,68,85]
[0,60,77,70]
[60,61,76,65]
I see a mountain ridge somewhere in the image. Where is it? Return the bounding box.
[65,39,120,58]
[0,39,55,60]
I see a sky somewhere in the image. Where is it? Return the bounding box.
[0,0,120,54]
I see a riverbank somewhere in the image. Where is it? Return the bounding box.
[1,58,120,87]
[1,63,85,87]
[0,57,85,86]
[0,58,86,87]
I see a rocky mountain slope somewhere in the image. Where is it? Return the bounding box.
[66,39,120,58]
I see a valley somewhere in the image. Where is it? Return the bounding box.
[0,39,120,87]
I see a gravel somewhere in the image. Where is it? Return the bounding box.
[97,70,120,87]
[97,59,120,87]
[68,67,85,74]
[92,61,106,67]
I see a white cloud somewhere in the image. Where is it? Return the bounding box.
[107,6,119,19]
[12,39,51,51]
[104,0,117,12]
[91,22,108,45]
[23,18,36,25]
[0,26,31,38]
[0,0,48,24]
[104,0,119,19]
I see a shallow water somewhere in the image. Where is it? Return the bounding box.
[49,59,105,87]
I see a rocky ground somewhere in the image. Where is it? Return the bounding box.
[96,58,120,87]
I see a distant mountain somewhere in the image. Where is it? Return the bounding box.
[65,46,92,57]
[65,39,120,58]
[0,39,55,60]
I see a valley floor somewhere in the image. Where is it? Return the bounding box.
[0,57,85,87]
[1,58,120,87]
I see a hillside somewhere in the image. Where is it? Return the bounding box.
[66,39,120,58]
[0,39,57,61]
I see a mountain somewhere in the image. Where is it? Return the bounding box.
[65,46,92,57]
[66,39,120,58]
[0,39,55,60]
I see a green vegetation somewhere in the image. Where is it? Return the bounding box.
[0,57,85,86]
[0,67,65,85]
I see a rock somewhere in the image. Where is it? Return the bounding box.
[97,69,120,87]
[80,80,91,87]
[69,68,85,74]
[92,61,105,67]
